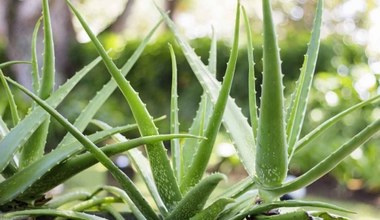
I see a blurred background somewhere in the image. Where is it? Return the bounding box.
[0,0,379,218]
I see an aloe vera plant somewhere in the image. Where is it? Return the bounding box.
[1,0,379,219]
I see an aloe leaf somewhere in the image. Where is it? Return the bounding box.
[180,1,240,193]
[0,69,20,126]
[16,133,195,205]
[218,189,258,220]
[286,0,323,158]
[2,209,107,220]
[167,173,226,220]
[57,19,162,150]
[0,123,146,203]
[94,121,169,217]
[66,0,182,210]
[19,120,50,168]
[293,94,380,154]
[7,78,159,219]
[39,0,55,99]
[169,43,181,181]
[0,116,9,140]
[242,6,258,138]
[22,0,57,169]
[0,61,31,69]
[47,191,92,208]
[157,1,256,178]
[271,119,380,196]
[253,211,310,220]
[0,55,101,174]
[31,17,42,94]
[101,186,145,220]
[208,27,217,77]
[181,31,218,182]
[71,197,120,212]
[256,0,288,188]
[190,198,234,220]
[309,211,349,220]
[232,200,354,220]
[101,205,125,220]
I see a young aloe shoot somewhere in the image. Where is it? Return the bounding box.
[256,0,288,190]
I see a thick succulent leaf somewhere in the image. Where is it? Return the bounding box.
[218,189,258,220]
[47,191,92,208]
[309,211,349,220]
[0,123,144,203]
[6,78,159,220]
[256,0,288,187]
[94,120,169,216]
[167,173,226,220]
[181,28,217,180]
[56,18,162,150]
[286,0,323,157]
[66,1,182,209]
[181,1,241,193]
[0,116,9,140]
[101,186,145,220]
[253,210,310,220]
[17,133,195,205]
[271,119,380,196]
[2,209,107,220]
[169,44,181,181]
[190,198,234,220]
[232,200,353,220]
[39,0,55,99]
[31,17,42,93]
[19,120,50,168]
[70,197,120,212]
[157,0,256,177]
[20,4,53,167]
[242,6,259,138]
[0,69,20,125]
[0,56,101,174]
[0,60,31,69]
[0,61,31,69]
[294,94,380,154]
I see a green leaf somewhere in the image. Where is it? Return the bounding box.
[2,209,108,220]
[242,6,258,138]
[157,0,256,178]
[0,69,20,126]
[101,186,145,220]
[190,198,234,220]
[180,27,217,180]
[180,0,241,193]
[0,61,31,69]
[39,0,55,99]
[270,119,380,197]
[66,0,182,209]
[256,0,288,188]
[47,191,92,208]
[0,122,144,203]
[167,173,226,220]
[31,17,42,94]
[286,0,323,158]
[309,211,349,220]
[294,94,380,154]
[56,18,162,150]
[0,55,101,174]
[17,133,196,205]
[169,43,181,181]
[253,210,310,220]
[232,200,354,220]
[93,120,169,217]
[6,77,159,220]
